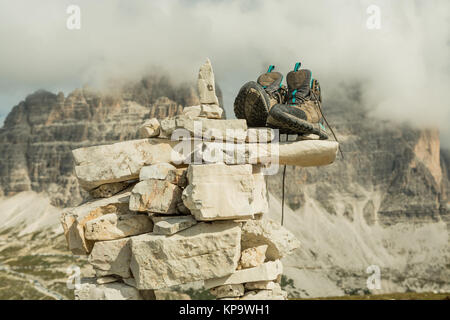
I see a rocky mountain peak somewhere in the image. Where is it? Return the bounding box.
[0,74,225,207]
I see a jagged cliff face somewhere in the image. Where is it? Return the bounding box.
[267,98,448,227]
[0,75,224,207]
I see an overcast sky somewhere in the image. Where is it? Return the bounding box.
[0,0,449,145]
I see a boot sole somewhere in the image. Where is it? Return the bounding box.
[266,108,328,140]
[234,81,270,127]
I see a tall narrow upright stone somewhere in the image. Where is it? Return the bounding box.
[198,58,219,105]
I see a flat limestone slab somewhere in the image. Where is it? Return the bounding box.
[277,140,339,167]
[130,221,241,290]
[152,215,197,235]
[84,213,153,241]
[60,189,132,255]
[160,116,248,142]
[182,164,268,221]
[73,138,184,190]
[194,140,338,167]
[204,260,283,289]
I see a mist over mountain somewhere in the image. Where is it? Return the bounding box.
[0,0,449,145]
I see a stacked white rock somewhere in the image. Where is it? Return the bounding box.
[61,59,339,300]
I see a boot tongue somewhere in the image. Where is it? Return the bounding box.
[287,69,312,98]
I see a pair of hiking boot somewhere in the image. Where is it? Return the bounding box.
[234,63,328,139]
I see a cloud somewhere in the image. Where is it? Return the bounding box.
[0,0,449,145]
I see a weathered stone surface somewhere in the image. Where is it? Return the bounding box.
[152,215,197,235]
[130,221,241,290]
[198,58,219,105]
[180,104,223,120]
[181,105,201,118]
[129,179,182,213]
[204,260,283,289]
[210,284,245,298]
[182,164,268,221]
[238,245,267,269]
[241,289,286,300]
[85,213,153,241]
[72,138,184,190]
[139,163,176,181]
[60,189,132,255]
[277,140,339,167]
[160,116,247,142]
[240,218,300,260]
[96,276,119,285]
[88,238,132,278]
[75,280,142,300]
[193,140,338,167]
[166,168,188,188]
[89,182,131,199]
[138,118,160,138]
[244,280,280,291]
[154,290,191,300]
[200,104,223,119]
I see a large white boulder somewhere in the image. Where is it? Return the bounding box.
[130,221,241,290]
[182,164,268,221]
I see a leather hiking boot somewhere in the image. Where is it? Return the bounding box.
[234,65,286,127]
[266,63,328,139]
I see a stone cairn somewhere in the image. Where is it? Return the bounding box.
[61,58,339,300]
